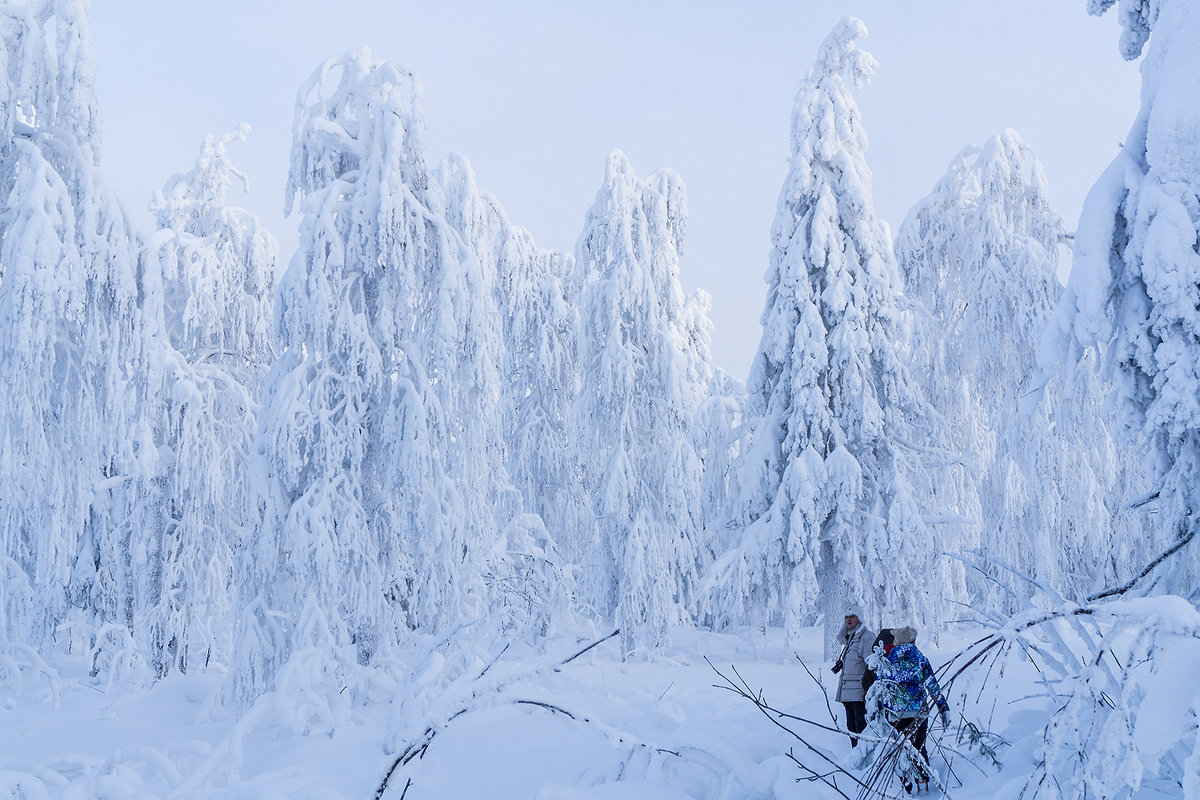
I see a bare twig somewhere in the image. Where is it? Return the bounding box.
[706,658,890,798]
[796,652,840,726]
[512,699,681,757]
[558,628,620,668]
[785,749,855,799]
[1088,528,1196,601]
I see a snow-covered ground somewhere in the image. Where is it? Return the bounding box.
[1,623,1059,799]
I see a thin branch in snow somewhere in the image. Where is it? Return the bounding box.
[1088,528,1196,602]
[375,628,626,798]
[557,628,619,669]
[795,652,840,727]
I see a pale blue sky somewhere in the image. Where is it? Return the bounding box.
[90,1,1140,376]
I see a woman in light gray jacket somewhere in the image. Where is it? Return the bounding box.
[834,611,875,747]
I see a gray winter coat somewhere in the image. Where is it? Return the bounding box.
[835,623,876,703]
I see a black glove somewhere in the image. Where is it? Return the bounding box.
[938,704,950,728]
[831,659,843,674]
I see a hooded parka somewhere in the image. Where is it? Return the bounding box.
[835,620,876,703]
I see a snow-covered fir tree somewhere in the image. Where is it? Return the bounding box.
[1046,0,1200,596]
[570,151,710,656]
[715,17,945,646]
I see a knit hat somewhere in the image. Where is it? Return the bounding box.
[894,625,918,644]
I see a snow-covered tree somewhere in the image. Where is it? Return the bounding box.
[1046,0,1200,596]
[152,125,276,376]
[436,153,577,635]
[137,128,278,675]
[499,240,580,545]
[571,151,709,655]
[691,370,746,560]
[716,17,944,646]
[226,50,540,707]
[644,171,714,422]
[424,159,515,590]
[896,129,1130,607]
[0,0,167,675]
[990,4,1200,796]
[227,51,458,707]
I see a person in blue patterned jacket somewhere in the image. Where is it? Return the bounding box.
[883,626,949,794]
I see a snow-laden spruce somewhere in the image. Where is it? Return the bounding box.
[1047,0,1200,595]
[713,17,945,647]
[570,151,712,657]
[897,129,1141,606]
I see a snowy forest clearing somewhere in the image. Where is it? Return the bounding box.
[0,625,991,799]
[9,600,1200,800]
[2,618,1168,800]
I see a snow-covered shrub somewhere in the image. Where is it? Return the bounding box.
[943,586,1200,799]
[483,514,573,642]
[89,623,153,692]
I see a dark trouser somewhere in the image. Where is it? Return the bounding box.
[842,701,867,747]
[892,715,930,782]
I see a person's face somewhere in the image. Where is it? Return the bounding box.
[845,615,859,629]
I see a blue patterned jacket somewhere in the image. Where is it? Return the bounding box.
[882,643,948,719]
